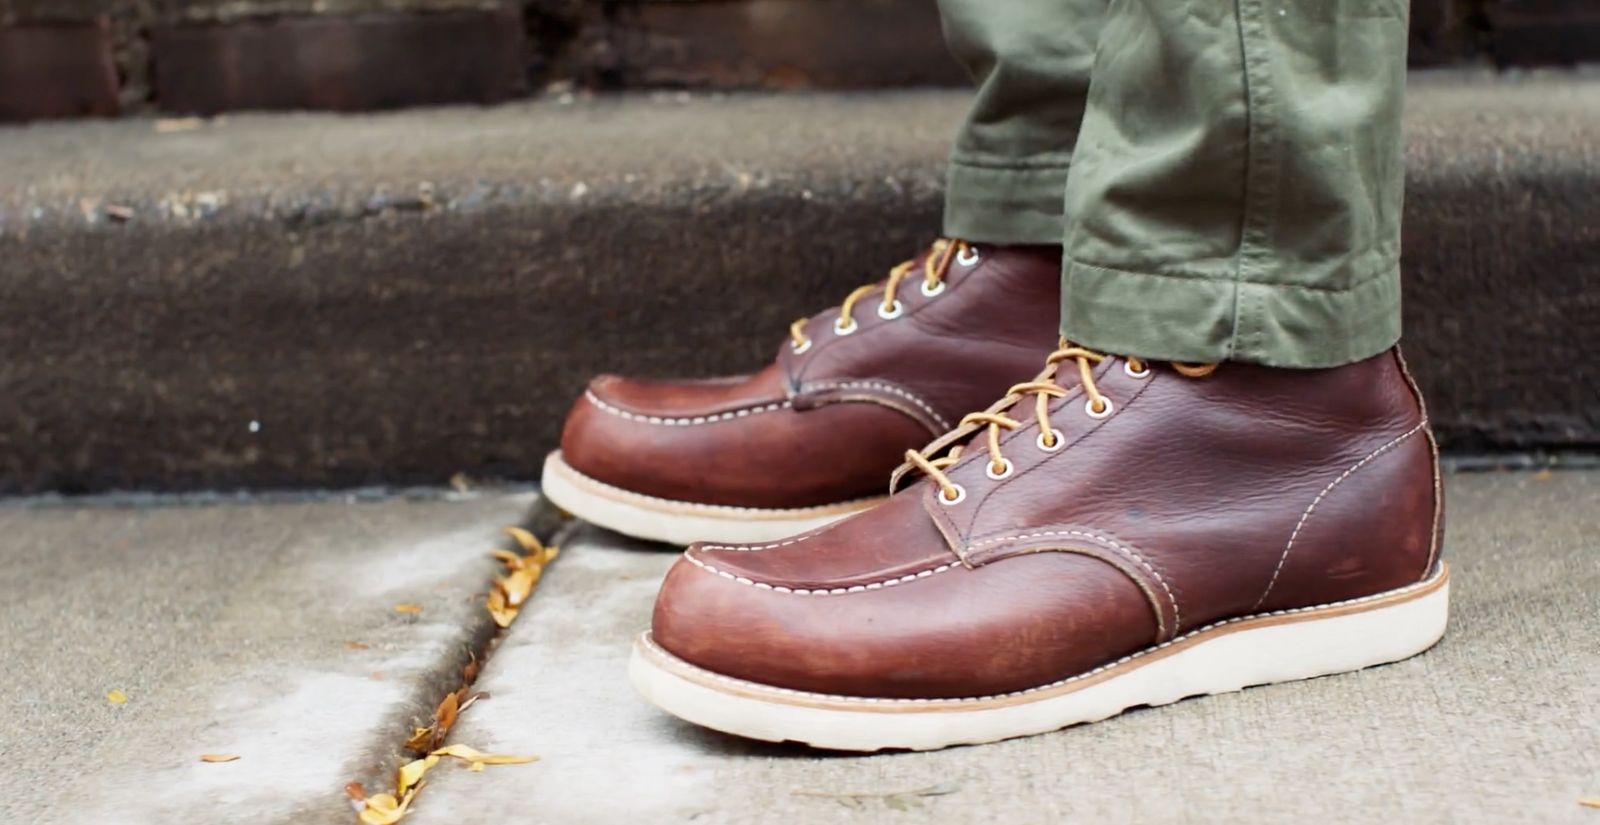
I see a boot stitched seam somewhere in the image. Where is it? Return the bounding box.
[965,529,1180,631]
[645,566,1445,705]
[585,390,790,426]
[1252,423,1426,610]
[683,551,956,595]
[801,380,952,430]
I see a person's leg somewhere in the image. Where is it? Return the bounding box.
[938,0,1107,245]
[1061,0,1407,367]
[634,0,1448,752]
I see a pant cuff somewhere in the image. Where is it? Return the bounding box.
[1060,258,1402,368]
[943,159,1070,246]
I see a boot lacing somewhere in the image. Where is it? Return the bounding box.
[788,239,974,353]
[900,342,1217,503]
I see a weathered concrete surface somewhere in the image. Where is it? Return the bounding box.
[0,490,533,825]
[411,471,1600,824]
[1,74,1597,494]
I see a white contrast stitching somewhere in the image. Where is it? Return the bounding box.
[967,528,1180,629]
[803,380,952,431]
[585,390,790,426]
[684,551,956,595]
[644,564,1445,706]
[1253,424,1426,610]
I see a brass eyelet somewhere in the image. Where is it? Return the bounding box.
[938,484,968,506]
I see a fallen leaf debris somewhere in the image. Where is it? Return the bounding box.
[487,527,560,628]
[347,523,559,824]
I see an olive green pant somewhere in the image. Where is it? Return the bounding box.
[939,0,1410,368]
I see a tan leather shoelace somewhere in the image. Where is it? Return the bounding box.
[898,342,1216,503]
[788,238,973,354]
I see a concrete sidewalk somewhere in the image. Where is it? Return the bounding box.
[413,470,1600,825]
[0,490,535,824]
[2,471,1596,824]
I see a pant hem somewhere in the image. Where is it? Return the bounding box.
[943,160,1070,246]
[1060,258,1402,368]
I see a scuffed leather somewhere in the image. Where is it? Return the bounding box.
[558,244,1062,509]
[650,347,1444,699]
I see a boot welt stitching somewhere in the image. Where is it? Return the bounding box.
[684,551,956,594]
[966,529,1180,631]
[1253,423,1426,610]
[801,380,952,431]
[586,390,790,426]
[644,565,1444,705]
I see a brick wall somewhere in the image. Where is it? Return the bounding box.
[2,0,1597,120]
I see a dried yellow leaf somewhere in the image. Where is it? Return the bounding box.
[434,690,461,738]
[1580,798,1600,809]
[393,603,423,614]
[396,755,438,796]
[345,640,371,650]
[358,793,404,825]
[404,726,433,752]
[500,567,540,608]
[470,762,484,773]
[199,754,240,763]
[484,529,559,628]
[431,744,539,765]
[503,526,545,554]
[486,586,517,628]
[106,690,128,705]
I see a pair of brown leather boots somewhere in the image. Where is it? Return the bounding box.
[543,240,1448,752]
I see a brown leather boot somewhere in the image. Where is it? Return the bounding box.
[541,239,1061,545]
[630,344,1448,751]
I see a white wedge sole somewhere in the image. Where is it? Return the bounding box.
[540,451,883,546]
[630,563,1450,751]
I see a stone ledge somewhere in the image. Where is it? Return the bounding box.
[0,74,1595,493]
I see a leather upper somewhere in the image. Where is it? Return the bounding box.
[651,348,1444,698]
[559,243,1063,509]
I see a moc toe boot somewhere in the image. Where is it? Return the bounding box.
[542,240,1060,545]
[631,344,1449,751]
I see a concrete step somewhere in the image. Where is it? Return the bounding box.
[1,71,1597,493]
